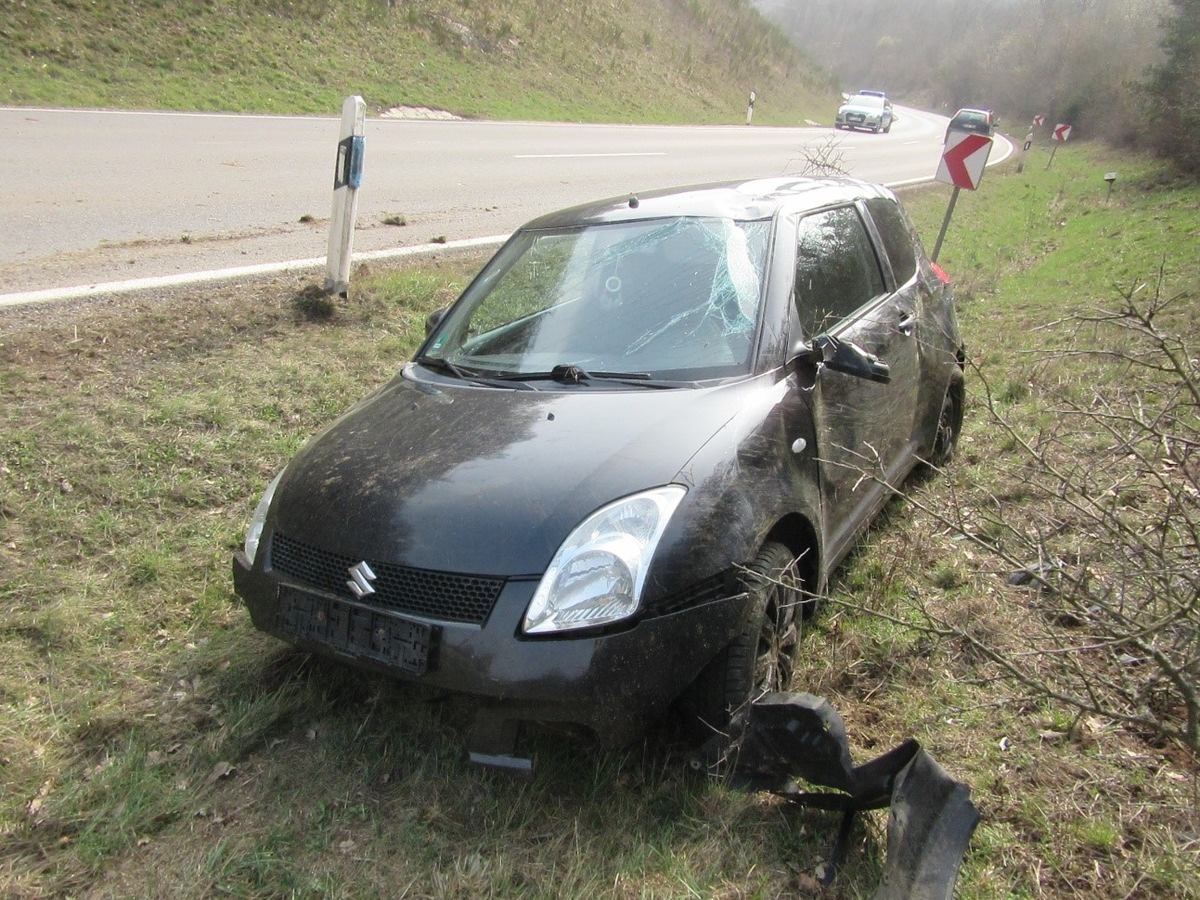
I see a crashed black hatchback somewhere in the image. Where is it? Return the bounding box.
[232,177,964,769]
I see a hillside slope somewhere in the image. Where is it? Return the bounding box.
[0,0,838,125]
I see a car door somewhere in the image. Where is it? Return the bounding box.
[788,204,921,565]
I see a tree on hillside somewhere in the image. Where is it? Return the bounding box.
[1142,0,1200,173]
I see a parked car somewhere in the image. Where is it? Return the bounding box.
[232,177,965,770]
[944,107,995,143]
[835,94,895,133]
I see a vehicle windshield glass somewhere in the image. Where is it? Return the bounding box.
[850,95,885,109]
[422,216,770,381]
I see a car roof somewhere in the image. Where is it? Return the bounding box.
[520,177,896,229]
[952,108,991,119]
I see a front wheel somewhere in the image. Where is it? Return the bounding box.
[928,382,963,468]
[681,542,803,735]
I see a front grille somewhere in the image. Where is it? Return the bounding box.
[269,532,505,625]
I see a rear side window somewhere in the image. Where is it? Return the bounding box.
[865,197,918,286]
[793,206,885,337]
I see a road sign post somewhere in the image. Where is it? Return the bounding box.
[325,95,366,296]
[931,131,993,261]
[931,186,960,262]
[746,90,756,125]
[1046,123,1071,170]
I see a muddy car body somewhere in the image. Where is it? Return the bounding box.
[232,177,964,769]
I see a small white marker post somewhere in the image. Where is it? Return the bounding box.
[325,95,366,296]
[1016,127,1034,174]
[746,90,756,126]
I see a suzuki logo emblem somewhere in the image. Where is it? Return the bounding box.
[347,560,377,598]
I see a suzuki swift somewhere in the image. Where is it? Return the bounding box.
[232,176,964,770]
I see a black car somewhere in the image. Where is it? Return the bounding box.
[232,177,964,770]
[944,107,995,143]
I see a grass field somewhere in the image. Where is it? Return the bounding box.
[1,142,1198,897]
[0,0,837,125]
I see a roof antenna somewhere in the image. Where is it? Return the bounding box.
[628,196,640,208]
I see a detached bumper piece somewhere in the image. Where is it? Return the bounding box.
[693,692,980,899]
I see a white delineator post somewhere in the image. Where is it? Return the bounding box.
[325,95,366,296]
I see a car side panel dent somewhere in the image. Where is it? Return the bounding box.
[645,373,824,609]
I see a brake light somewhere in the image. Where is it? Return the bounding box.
[930,261,952,284]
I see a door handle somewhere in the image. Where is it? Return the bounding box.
[897,312,916,335]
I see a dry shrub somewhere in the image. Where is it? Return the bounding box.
[906,271,1198,751]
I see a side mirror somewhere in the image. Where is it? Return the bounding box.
[789,334,890,384]
[425,307,447,337]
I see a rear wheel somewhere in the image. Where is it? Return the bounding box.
[928,382,963,467]
[681,542,803,735]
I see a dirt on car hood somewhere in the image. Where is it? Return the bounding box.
[268,367,753,576]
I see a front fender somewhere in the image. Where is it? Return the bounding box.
[642,374,823,610]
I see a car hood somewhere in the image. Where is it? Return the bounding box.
[269,367,757,576]
[840,102,883,115]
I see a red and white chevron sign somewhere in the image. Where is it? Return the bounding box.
[935,131,993,191]
[1033,114,1045,126]
[1054,123,1072,142]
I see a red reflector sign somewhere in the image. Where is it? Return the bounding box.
[935,132,993,191]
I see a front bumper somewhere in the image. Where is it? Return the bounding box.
[232,549,751,766]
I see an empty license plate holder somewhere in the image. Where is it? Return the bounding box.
[276,587,437,676]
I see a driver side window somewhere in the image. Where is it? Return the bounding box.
[793,206,886,337]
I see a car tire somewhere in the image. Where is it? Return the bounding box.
[681,541,803,735]
[928,381,964,468]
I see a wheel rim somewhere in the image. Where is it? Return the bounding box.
[933,391,957,463]
[754,581,800,693]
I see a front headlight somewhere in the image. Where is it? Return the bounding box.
[522,485,686,635]
[243,470,284,566]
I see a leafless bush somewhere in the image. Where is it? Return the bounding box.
[786,136,849,177]
[925,273,1196,749]
[841,270,1198,752]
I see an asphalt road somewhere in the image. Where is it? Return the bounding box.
[1,105,1000,299]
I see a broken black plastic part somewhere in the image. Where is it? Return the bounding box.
[875,749,980,900]
[693,691,979,896]
[693,692,857,794]
[468,709,533,776]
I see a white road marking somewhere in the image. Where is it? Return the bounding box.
[514,152,667,159]
[0,236,508,309]
[3,131,1014,310]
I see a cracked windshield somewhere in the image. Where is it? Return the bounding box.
[426,217,770,380]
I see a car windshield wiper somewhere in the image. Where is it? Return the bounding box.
[489,364,677,388]
[416,357,535,390]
